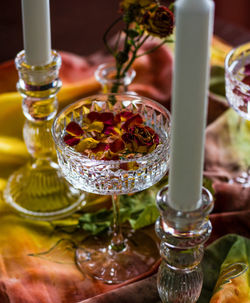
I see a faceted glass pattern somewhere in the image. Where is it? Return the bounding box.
[52,94,171,196]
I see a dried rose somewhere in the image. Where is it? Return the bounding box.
[64,110,160,162]
[122,125,159,153]
[121,0,154,10]
[142,6,174,38]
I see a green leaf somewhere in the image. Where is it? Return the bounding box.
[73,174,218,235]
[81,222,110,235]
[78,208,113,235]
[129,204,159,230]
[125,29,139,39]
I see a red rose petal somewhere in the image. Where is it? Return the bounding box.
[99,112,115,125]
[63,134,80,146]
[91,142,110,153]
[233,86,243,97]
[242,75,250,86]
[109,139,125,153]
[122,113,144,131]
[115,111,134,123]
[154,133,160,145]
[144,126,155,135]
[66,121,84,137]
[103,125,119,135]
[87,111,100,122]
[121,132,133,144]
[244,63,250,75]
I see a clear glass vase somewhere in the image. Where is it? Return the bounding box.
[95,62,136,94]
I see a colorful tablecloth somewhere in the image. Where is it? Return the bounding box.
[0,36,249,303]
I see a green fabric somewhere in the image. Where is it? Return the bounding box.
[198,234,250,302]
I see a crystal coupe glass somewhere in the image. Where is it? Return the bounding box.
[225,42,250,186]
[52,93,171,284]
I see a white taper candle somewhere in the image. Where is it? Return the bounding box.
[169,0,214,211]
[21,0,52,66]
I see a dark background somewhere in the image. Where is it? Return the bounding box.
[0,0,250,63]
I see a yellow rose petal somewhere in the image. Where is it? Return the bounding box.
[75,138,99,152]
[87,121,104,133]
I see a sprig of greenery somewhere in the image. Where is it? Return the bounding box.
[51,176,214,236]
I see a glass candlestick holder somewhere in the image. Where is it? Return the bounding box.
[155,185,213,303]
[4,50,85,220]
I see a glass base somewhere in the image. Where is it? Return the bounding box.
[76,230,159,284]
[4,160,85,220]
[229,170,250,188]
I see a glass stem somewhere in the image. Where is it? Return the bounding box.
[110,194,125,252]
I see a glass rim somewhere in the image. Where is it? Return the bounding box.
[94,62,136,84]
[156,184,214,217]
[15,49,61,71]
[52,93,171,166]
[225,42,250,90]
